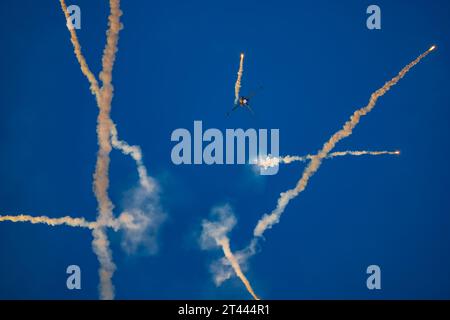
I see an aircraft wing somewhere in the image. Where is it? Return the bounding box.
[246,104,255,115]
[226,104,239,116]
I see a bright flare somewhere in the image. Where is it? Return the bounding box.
[257,150,400,169]
[254,46,436,238]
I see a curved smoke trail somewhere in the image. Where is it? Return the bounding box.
[110,123,165,254]
[253,46,435,238]
[110,123,154,193]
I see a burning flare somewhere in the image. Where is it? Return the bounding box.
[254,46,436,238]
[257,150,401,169]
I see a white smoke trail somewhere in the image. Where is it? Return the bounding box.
[0,213,141,232]
[1,0,167,300]
[60,0,120,298]
[110,123,154,192]
[257,150,400,169]
[89,0,123,300]
[59,0,100,97]
[110,124,165,253]
[0,214,97,229]
[91,228,116,300]
[218,238,260,300]
[208,46,435,292]
[93,0,122,225]
[234,53,244,105]
[253,46,435,238]
[200,205,259,300]
[60,0,165,298]
[210,238,258,287]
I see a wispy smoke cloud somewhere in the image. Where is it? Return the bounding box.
[111,123,166,254]
[253,47,434,238]
[200,204,259,300]
[117,187,165,254]
[0,214,97,229]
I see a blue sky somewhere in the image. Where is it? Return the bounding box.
[0,0,449,299]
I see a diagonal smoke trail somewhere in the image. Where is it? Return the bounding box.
[218,238,260,300]
[60,0,123,300]
[257,150,400,169]
[59,0,100,97]
[0,214,97,229]
[110,123,166,254]
[201,205,259,300]
[234,53,244,105]
[253,46,436,238]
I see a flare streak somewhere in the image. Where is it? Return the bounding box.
[254,47,434,238]
[0,214,97,229]
[257,150,400,169]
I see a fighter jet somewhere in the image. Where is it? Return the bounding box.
[227,96,254,116]
[227,86,262,116]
